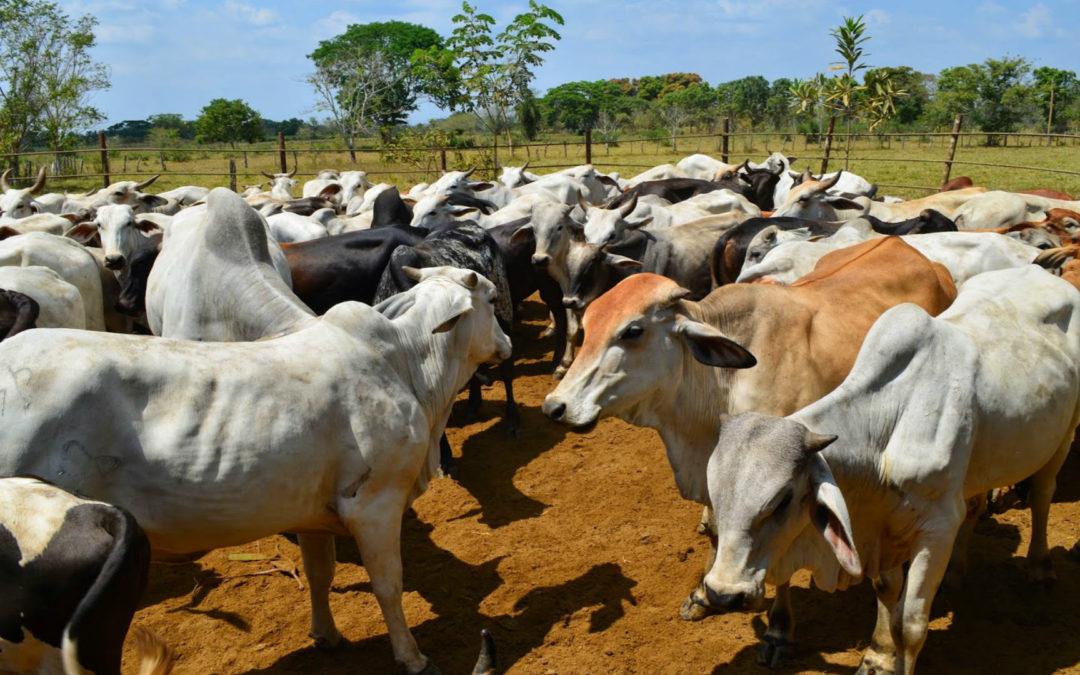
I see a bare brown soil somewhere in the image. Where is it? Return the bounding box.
[122,296,1080,674]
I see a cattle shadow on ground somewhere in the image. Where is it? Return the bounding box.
[452,402,571,529]
[141,560,253,632]
[237,552,638,674]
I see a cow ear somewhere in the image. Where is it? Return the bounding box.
[471,182,494,191]
[626,216,653,230]
[64,222,99,244]
[134,219,162,234]
[603,253,642,268]
[0,225,21,240]
[511,223,534,243]
[432,297,472,333]
[822,196,864,212]
[674,317,757,368]
[808,454,861,577]
[373,293,416,320]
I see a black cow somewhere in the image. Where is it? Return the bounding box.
[0,289,38,341]
[710,216,844,286]
[606,177,756,210]
[0,476,172,675]
[865,208,957,236]
[115,247,159,317]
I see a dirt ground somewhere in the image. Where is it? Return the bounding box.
[122,296,1080,674]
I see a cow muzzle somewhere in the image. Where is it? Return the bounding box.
[531,253,550,267]
[104,254,126,270]
[562,295,585,310]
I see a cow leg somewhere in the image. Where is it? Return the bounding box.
[892,529,957,675]
[758,583,795,668]
[855,567,904,675]
[500,358,521,439]
[1026,439,1071,584]
[298,533,342,648]
[555,309,580,380]
[537,278,569,374]
[466,374,483,421]
[438,434,456,478]
[343,500,432,675]
[943,494,986,589]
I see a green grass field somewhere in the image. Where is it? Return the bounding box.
[24,131,1080,200]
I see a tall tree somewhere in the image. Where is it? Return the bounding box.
[416,1,563,161]
[308,21,445,151]
[657,84,712,151]
[0,0,109,169]
[194,98,263,148]
[1031,66,1077,133]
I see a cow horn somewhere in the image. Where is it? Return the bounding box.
[82,185,99,196]
[736,159,750,173]
[402,266,424,282]
[463,166,476,179]
[0,169,10,192]
[617,192,639,218]
[804,430,838,454]
[287,167,297,178]
[461,271,479,289]
[135,174,160,190]
[521,160,529,171]
[820,170,842,190]
[576,190,590,212]
[471,629,496,675]
[262,171,275,179]
[28,166,46,195]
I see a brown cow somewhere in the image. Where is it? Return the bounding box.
[543,237,956,667]
[940,175,974,191]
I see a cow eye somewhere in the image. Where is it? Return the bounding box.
[771,490,793,518]
[619,324,643,340]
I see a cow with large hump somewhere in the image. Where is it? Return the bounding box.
[0,265,510,675]
[36,175,163,215]
[0,475,174,675]
[543,237,956,668]
[146,188,313,342]
[689,265,1080,675]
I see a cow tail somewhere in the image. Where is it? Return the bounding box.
[61,506,152,675]
[131,625,176,675]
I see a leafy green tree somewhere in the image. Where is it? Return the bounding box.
[148,113,195,140]
[0,0,109,167]
[416,1,563,161]
[765,78,795,129]
[657,84,712,151]
[105,119,152,143]
[516,89,541,141]
[543,80,627,133]
[309,20,445,150]
[1032,66,1078,133]
[865,67,930,127]
[194,98,263,147]
[728,75,770,129]
[933,57,1031,142]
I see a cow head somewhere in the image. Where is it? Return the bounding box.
[499,161,534,188]
[66,204,163,272]
[580,192,651,244]
[261,170,298,200]
[512,201,577,269]
[88,175,161,211]
[374,265,512,368]
[560,230,642,311]
[771,170,867,221]
[542,274,755,429]
[0,167,47,219]
[680,412,858,620]
[339,170,374,204]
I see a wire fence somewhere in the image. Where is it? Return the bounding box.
[1,121,1078,198]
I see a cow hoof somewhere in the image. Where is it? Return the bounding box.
[679,591,713,621]
[410,660,441,675]
[505,422,522,440]
[1027,561,1057,587]
[855,656,894,675]
[310,631,342,650]
[540,325,555,338]
[553,365,568,381]
[756,635,793,669]
[437,465,458,480]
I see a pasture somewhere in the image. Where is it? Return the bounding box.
[35,132,1080,200]
[117,293,1080,674]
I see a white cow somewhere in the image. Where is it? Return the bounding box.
[0,265,85,328]
[625,163,689,187]
[147,188,309,341]
[0,232,107,330]
[266,211,329,243]
[691,265,1080,675]
[676,153,737,181]
[36,175,162,215]
[0,167,48,218]
[738,227,1038,286]
[0,264,511,675]
[951,190,1080,230]
[157,185,210,206]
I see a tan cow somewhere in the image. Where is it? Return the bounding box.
[542,236,956,667]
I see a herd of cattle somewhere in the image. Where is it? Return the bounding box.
[1,151,1079,675]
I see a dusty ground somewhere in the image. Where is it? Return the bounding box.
[122,296,1080,674]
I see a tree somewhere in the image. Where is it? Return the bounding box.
[416,1,563,162]
[865,67,931,127]
[765,78,795,129]
[728,76,770,129]
[543,80,626,133]
[657,84,712,151]
[194,99,263,147]
[148,113,195,140]
[308,21,445,150]
[516,89,541,141]
[932,57,1031,142]
[0,0,109,168]
[1033,66,1080,134]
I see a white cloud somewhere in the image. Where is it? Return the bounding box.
[223,0,279,27]
[864,9,890,26]
[96,22,155,44]
[1017,2,1052,38]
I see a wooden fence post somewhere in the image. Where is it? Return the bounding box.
[98,131,109,187]
[278,131,287,173]
[585,128,592,165]
[229,159,237,192]
[563,141,567,158]
[721,118,730,163]
[940,114,963,189]
[440,148,447,172]
[159,152,166,171]
[820,115,836,175]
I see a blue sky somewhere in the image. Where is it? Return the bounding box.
[55,0,1080,128]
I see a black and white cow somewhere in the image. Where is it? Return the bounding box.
[0,476,172,675]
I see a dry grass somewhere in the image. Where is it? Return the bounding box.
[26,132,1080,199]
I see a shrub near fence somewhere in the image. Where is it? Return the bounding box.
[2,119,1079,200]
